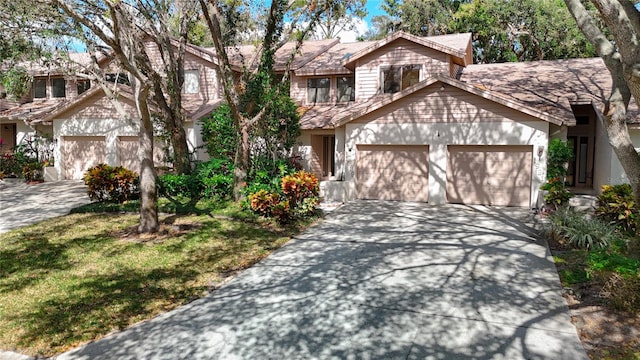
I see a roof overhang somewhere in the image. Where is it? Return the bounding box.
[330,74,573,129]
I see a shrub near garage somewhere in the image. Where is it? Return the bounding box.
[596,184,638,235]
[248,171,319,223]
[83,164,139,203]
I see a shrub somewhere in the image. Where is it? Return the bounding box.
[599,273,640,313]
[0,152,28,177]
[195,158,233,199]
[0,170,4,180]
[22,161,43,182]
[596,184,638,234]
[158,173,204,200]
[547,207,620,250]
[547,138,573,180]
[83,164,139,203]
[541,178,573,210]
[247,171,320,223]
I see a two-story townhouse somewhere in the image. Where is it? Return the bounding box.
[2,31,639,209]
[290,32,639,208]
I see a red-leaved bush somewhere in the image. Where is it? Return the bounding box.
[83,163,139,203]
[248,171,319,223]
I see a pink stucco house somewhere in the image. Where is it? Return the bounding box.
[0,31,636,208]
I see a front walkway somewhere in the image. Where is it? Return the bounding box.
[0,180,90,233]
[56,201,587,359]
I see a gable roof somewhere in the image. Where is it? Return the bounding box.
[299,74,572,130]
[294,41,373,76]
[343,32,472,70]
[460,57,640,123]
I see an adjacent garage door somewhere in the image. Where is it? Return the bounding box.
[62,136,106,180]
[356,145,429,202]
[446,145,532,207]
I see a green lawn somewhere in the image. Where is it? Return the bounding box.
[0,202,295,356]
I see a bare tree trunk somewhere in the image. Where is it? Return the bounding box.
[233,124,250,200]
[136,83,159,233]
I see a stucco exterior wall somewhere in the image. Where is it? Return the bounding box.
[602,128,640,187]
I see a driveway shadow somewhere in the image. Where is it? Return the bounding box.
[56,201,587,360]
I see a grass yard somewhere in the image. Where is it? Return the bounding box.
[0,202,296,357]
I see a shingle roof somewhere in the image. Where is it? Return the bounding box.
[294,41,373,76]
[299,75,571,130]
[460,57,640,123]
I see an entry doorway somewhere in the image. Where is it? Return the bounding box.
[0,123,16,154]
[566,110,596,189]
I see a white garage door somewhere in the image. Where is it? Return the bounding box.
[118,136,165,174]
[447,145,532,207]
[62,136,106,180]
[356,145,429,202]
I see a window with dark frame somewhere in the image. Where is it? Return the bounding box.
[77,80,91,95]
[51,78,66,98]
[105,73,130,85]
[381,65,422,94]
[337,76,355,102]
[34,78,47,98]
[307,77,330,103]
[323,135,335,177]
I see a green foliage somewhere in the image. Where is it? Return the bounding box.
[158,173,204,200]
[200,104,238,163]
[22,161,43,182]
[588,250,640,277]
[596,184,638,235]
[0,66,32,99]
[541,178,573,209]
[547,207,619,250]
[0,152,26,177]
[83,164,139,203]
[195,158,233,199]
[158,159,233,201]
[547,139,574,181]
[247,170,319,223]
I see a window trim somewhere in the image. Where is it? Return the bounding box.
[184,69,200,94]
[337,76,355,102]
[51,78,66,98]
[77,79,91,95]
[380,64,422,94]
[34,78,47,99]
[307,77,331,104]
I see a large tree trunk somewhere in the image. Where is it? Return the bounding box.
[564,0,640,206]
[136,83,159,233]
[233,123,250,200]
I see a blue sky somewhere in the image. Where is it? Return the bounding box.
[365,0,387,23]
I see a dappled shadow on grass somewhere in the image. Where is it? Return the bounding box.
[0,214,127,294]
[0,207,290,357]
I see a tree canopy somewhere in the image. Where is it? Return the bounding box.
[364,0,596,63]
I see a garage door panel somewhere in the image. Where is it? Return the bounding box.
[63,136,106,180]
[447,145,532,207]
[356,145,429,202]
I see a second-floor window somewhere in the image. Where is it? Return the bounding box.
[106,73,130,85]
[184,70,200,94]
[77,80,91,95]
[337,76,355,102]
[34,79,47,98]
[381,65,422,94]
[307,77,330,103]
[51,78,66,98]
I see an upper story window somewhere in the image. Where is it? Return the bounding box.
[51,78,66,98]
[337,76,355,102]
[381,65,422,94]
[34,79,47,98]
[184,70,200,94]
[106,73,130,85]
[77,80,91,95]
[307,77,330,103]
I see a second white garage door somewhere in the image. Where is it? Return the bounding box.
[356,145,429,202]
[446,145,532,207]
[62,136,106,180]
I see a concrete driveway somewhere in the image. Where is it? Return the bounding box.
[0,180,90,233]
[56,201,586,360]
